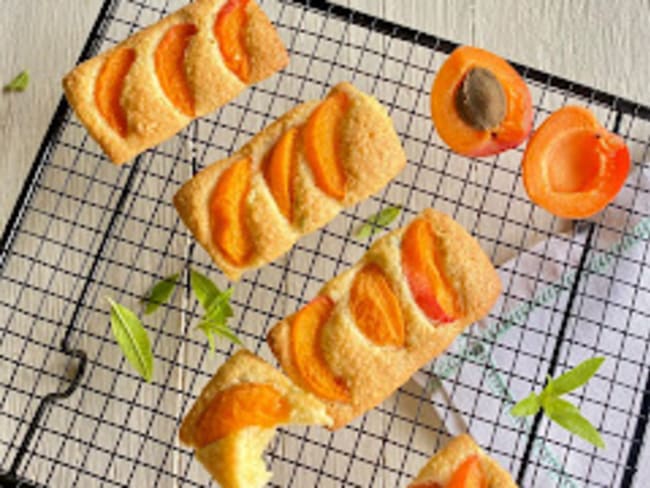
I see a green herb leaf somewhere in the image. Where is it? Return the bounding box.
[190,268,221,310]
[543,397,605,448]
[511,393,541,417]
[543,357,605,398]
[107,297,154,381]
[142,273,179,315]
[4,71,29,92]
[204,287,234,322]
[197,320,242,352]
[354,205,401,239]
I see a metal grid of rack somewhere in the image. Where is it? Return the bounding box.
[1,0,650,486]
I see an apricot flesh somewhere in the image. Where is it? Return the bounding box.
[401,219,461,323]
[215,0,250,82]
[95,47,136,137]
[350,263,405,347]
[522,106,630,219]
[194,383,290,448]
[290,296,351,402]
[155,23,198,116]
[264,127,299,221]
[447,455,487,488]
[303,92,349,200]
[431,45,532,157]
[210,158,254,266]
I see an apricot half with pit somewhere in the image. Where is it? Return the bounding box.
[431,46,532,157]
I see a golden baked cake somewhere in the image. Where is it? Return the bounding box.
[408,435,518,487]
[63,0,288,164]
[174,82,407,281]
[179,350,331,488]
[267,209,501,429]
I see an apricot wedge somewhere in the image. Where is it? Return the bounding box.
[194,383,290,448]
[290,296,351,402]
[95,47,136,137]
[402,219,461,323]
[522,106,630,219]
[215,0,251,82]
[431,46,532,157]
[350,264,405,347]
[263,127,299,221]
[155,23,198,116]
[210,158,254,266]
[303,92,349,200]
[447,455,487,488]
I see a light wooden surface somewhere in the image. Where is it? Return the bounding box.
[1,1,649,486]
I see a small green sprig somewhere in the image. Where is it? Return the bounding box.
[4,71,29,92]
[142,273,179,315]
[511,357,606,448]
[354,205,401,239]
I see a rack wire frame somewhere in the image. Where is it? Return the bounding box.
[1,0,650,486]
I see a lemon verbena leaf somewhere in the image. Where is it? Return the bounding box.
[354,205,401,239]
[107,297,153,381]
[143,273,179,315]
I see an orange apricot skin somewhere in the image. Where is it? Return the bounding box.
[264,127,299,221]
[154,23,198,116]
[522,106,630,219]
[350,263,405,347]
[290,296,351,403]
[431,46,533,157]
[210,158,254,266]
[194,383,291,448]
[401,219,462,323]
[303,92,349,200]
[447,455,487,488]
[215,0,251,83]
[95,47,136,137]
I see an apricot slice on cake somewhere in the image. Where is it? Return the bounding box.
[95,47,136,137]
[155,23,198,116]
[215,0,251,82]
[210,158,254,266]
[303,91,349,200]
[522,105,630,219]
[447,455,487,488]
[194,383,291,448]
[290,296,351,402]
[350,263,405,347]
[263,127,299,221]
[431,46,532,157]
[402,218,462,323]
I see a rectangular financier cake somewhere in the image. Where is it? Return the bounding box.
[267,209,502,429]
[63,0,288,164]
[173,82,407,281]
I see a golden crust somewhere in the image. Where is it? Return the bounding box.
[267,209,501,429]
[409,435,518,487]
[180,350,331,488]
[62,0,288,165]
[173,82,407,281]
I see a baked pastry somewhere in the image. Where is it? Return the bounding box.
[408,435,517,487]
[179,350,331,488]
[267,209,501,429]
[63,0,288,164]
[174,82,406,281]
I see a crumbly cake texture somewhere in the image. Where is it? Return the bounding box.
[409,435,518,487]
[180,350,331,488]
[62,0,288,164]
[173,82,407,281]
[267,209,502,429]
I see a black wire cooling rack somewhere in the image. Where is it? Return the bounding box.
[2,0,650,486]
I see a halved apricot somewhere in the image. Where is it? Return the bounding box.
[155,23,198,116]
[95,47,136,137]
[350,263,405,347]
[402,219,461,323]
[522,106,630,219]
[290,296,351,402]
[194,383,291,448]
[303,92,349,200]
[447,455,487,488]
[263,127,299,221]
[215,0,251,83]
[210,158,254,266]
[431,46,532,157]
